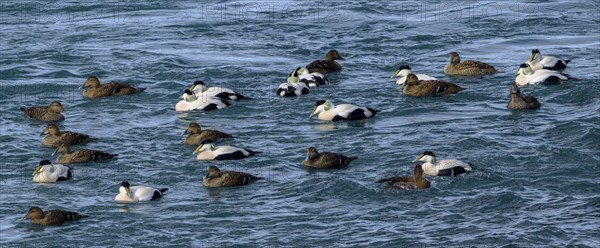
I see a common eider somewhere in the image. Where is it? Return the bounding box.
[80,76,145,99]
[187,80,248,100]
[277,69,309,97]
[392,65,438,86]
[114,180,168,203]
[306,50,344,74]
[507,83,541,110]
[40,124,91,147]
[309,100,379,121]
[413,151,473,177]
[23,207,82,226]
[443,52,497,76]
[403,74,464,97]
[527,49,571,71]
[376,164,431,190]
[20,101,64,122]
[176,89,230,112]
[515,63,570,86]
[193,139,260,160]
[202,165,263,188]
[52,143,118,164]
[302,147,357,169]
[183,122,233,145]
[32,159,72,183]
[297,67,329,87]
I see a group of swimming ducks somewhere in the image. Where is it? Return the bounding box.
[20,48,571,225]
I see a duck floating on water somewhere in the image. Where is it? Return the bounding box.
[527,49,571,71]
[309,100,379,121]
[183,122,233,145]
[302,147,357,169]
[403,74,464,97]
[20,101,64,122]
[376,164,431,190]
[507,83,541,110]
[186,80,248,100]
[40,124,91,147]
[202,165,263,188]
[297,67,329,87]
[52,144,118,164]
[443,52,497,76]
[23,207,83,226]
[114,180,168,203]
[176,89,230,112]
[277,69,309,97]
[193,139,260,160]
[80,76,145,99]
[32,160,72,183]
[413,151,473,177]
[306,50,344,74]
[515,63,570,86]
[392,65,438,86]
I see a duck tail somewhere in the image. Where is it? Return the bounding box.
[137,87,146,92]
[375,177,391,183]
[159,188,169,193]
[565,59,572,64]
[367,108,380,115]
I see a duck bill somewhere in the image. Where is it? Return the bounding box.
[182,129,190,136]
[309,107,316,119]
[391,69,400,78]
[78,82,87,89]
[39,130,47,136]
[413,154,424,163]
[529,52,535,62]
[193,144,204,154]
[32,165,42,176]
[51,148,59,157]
[125,187,131,198]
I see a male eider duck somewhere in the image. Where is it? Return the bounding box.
[515,63,569,86]
[23,207,82,226]
[193,139,260,160]
[20,101,64,122]
[32,160,72,183]
[413,151,473,177]
[176,89,230,112]
[297,67,329,87]
[376,164,430,190]
[527,49,571,71]
[183,122,233,145]
[392,65,438,86]
[309,100,379,121]
[186,80,248,100]
[52,144,118,164]
[80,76,145,99]
[306,50,344,74]
[302,147,357,169]
[40,124,91,147]
[203,165,263,188]
[507,83,541,110]
[403,74,464,97]
[277,69,309,97]
[444,52,497,76]
[114,180,168,203]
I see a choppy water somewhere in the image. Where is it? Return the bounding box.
[1,1,599,247]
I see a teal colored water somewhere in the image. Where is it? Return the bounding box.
[1,1,599,247]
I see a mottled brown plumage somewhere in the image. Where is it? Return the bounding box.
[20,101,64,122]
[444,52,497,76]
[306,50,344,74]
[376,164,431,190]
[403,74,464,97]
[183,122,233,145]
[302,147,357,169]
[53,143,118,164]
[24,207,82,226]
[507,83,541,110]
[40,124,91,147]
[202,165,262,188]
[81,76,145,99]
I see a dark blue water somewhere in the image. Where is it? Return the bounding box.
[1,1,599,247]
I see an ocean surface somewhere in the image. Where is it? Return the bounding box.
[1,0,599,247]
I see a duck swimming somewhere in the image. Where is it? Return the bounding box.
[527,49,571,71]
[392,65,438,86]
[80,76,145,99]
[507,83,541,110]
[403,74,464,97]
[515,63,570,86]
[32,159,72,183]
[297,67,329,87]
[309,100,379,121]
[21,101,64,122]
[40,124,91,147]
[186,80,248,100]
[202,165,263,188]
[302,147,357,169]
[413,151,473,177]
[52,144,118,164]
[23,207,82,226]
[277,69,309,97]
[193,139,260,160]
[176,89,230,112]
[306,50,344,74]
[376,164,431,190]
[114,180,168,203]
[443,52,497,76]
[183,122,233,145]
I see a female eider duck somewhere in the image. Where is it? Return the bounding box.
[176,89,230,112]
[303,147,357,169]
[32,160,72,183]
[507,83,541,110]
[52,144,118,164]
[297,67,329,87]
[114,180,168,203]
[23,207,82,226]
[309,100,379,121]
[277,69,309,97]
[193,139,260,160]
[80,76,145,99]
[527,49,571,71]
[186,80,248,100]
[403,74,464,97]
[392,65,438,86]
[376,164,430,190]
[40,124,91,147]
[183,122,233,145]
[203,165,263,188]
[444,52,497,76]
[21,101,64,122]
[413,151,473,177]
[515,63,570,86]
[306,50,344,74]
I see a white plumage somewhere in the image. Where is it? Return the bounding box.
[32,160,72,183]
[114,181,167,203]
[193,139,258,160]
[414,152,473,177]
[526,49,570,71]
[515,63,569,86]
[183,80,247,100]
[297,67,329,87]
[176,89,230,112]
[392,66,438,86]
[277,69,309,96]
[309,100,379,121]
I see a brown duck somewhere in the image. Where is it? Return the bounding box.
[306,50,344,74]
[20,101,64,122]
[52,143,118,164]
[80,76,145,99]
[444,52,497,76]
[202,165,263,188]
[507,83,541,110]
[302,147,357,169]
[403,74,464,97]
[40,124,92,147]
[23,207,83,226]
[376,164,431,190]
[183,122,233,145]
